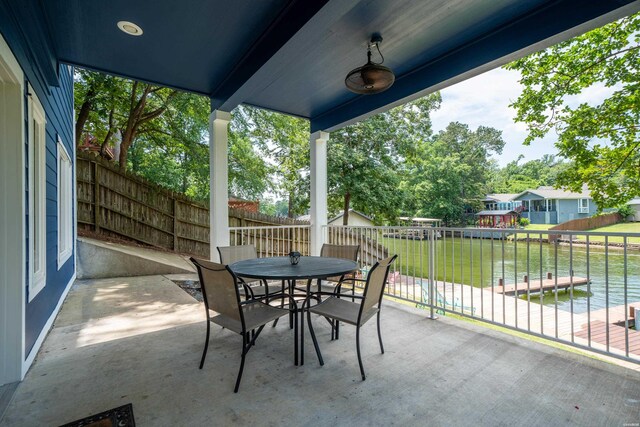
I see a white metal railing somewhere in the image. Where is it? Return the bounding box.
[325,225,640,364]
[229,225,311,257]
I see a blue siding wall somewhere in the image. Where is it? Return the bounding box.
[0,8,75,357]
[557,199,593,223]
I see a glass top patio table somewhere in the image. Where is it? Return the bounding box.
[229,256,358,281]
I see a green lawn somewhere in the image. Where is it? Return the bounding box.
[523,223,555,231]
[582,222,640,244]
[522,222,640,244]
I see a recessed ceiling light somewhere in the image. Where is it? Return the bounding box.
[117,21,143,36]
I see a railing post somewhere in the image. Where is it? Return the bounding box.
[428,228,437,319]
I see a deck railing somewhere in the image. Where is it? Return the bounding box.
[229,225,311,258]
[325,225,640,364]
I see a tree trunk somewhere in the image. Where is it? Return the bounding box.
[75,91,95,146]
[181,152,188,193]
[117,83,176,172]
[288,193,294,218]
[342,192,351,225]
[100,107,115,157]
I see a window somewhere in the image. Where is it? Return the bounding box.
[28,86,46,300]
[57,138,73,267]
[578,198,589,213]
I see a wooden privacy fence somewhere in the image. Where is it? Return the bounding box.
[548,212,622,242]
[76,153,309,258]
[550,212,622,232]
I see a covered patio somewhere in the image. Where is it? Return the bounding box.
[3,0,640,424]
[2,274,640,425]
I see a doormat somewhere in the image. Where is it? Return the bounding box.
[60,403,135,427]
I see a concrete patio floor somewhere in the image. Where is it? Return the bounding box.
[2,275,640,426]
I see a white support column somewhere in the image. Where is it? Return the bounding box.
[309,131,329,256]
[209,110,232,262]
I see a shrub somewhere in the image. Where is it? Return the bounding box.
[616,204,634,221]
[519,217,530,227]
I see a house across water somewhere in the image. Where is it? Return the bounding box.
[513,186,597,225]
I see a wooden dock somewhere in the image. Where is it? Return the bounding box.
[575,320,640,355]
[493,275,589,296]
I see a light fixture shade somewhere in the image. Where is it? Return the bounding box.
[345,62,395,94]
[345,35,395,94]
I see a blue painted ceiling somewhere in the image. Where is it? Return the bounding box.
[4,0,638,131]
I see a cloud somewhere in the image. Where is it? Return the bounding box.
[431,68,559,166]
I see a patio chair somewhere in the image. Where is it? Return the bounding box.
[217,245,284,300]
[304,255,397,380]
[307,244,361,298]
[190,257,297,393]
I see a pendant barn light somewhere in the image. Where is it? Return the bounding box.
[345,34,395,95]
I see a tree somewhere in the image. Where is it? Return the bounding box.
[328,94,442,225]
[75,70,271,200]
[402,122,505,225]
[506,12,640,208]
[488,155,570,193]
[234,106,310,217]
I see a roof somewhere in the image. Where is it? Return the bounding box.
[398,217,441,223]
[229,194,257,203]
[5,0,636,133]
[514,186,591,200]
[484,194,518,203]
[476,210,518,216]
[329,209,373,223]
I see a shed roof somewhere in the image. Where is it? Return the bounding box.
[476,210,518,216]
[329,209,373,223]
[484,194,519,203]
[398,217,441,223]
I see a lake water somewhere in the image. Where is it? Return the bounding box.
[385,236,640,314]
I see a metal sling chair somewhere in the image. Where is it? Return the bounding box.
[303,255,397,380]
[296,244,361,296]
[190,257,297,393]
[217,245,285,301]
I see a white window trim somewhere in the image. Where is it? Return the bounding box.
[57,137,73,268]
[28,85,47,301]
[578,198,589,214]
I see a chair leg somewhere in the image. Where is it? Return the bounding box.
[199,320,210,369]
[294,308,299,366]
[377,311,384,354]
[234,334,249,393]
[307,309,324,366]
[356,326,365,381]
[336,320,340,340]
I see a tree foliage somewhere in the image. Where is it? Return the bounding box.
[328,94,441,225]
[488,154,570,193]
[234,107,310,217]
[506,12,640,208]
[401,122,505,224]
[74,70,269,201]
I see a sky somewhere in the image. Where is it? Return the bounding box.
[429,67,558,167]
[430,67,616,167]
